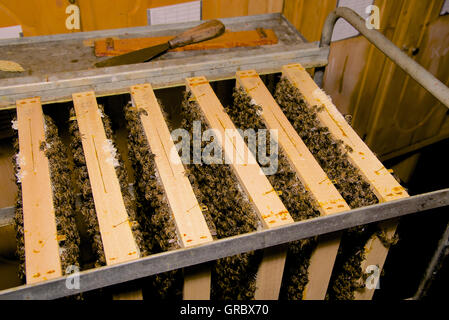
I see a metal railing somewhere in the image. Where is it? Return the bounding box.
[314,7,449,110]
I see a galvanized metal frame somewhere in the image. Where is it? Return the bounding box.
[0,189,448,299]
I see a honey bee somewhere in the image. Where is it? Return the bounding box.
[39,141,46,152]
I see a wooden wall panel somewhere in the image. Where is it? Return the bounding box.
[0,0,70,36]
[283,0,337,42]
[321,35,371,116]
[323,0,405,131]
[363,0,445,155]
[0,0,191,35]
[203,0,250,19]
[409,15,449,147]
[79,0,200,31]
[248,0,284,15]
[341,0,405,138]
[0,0,284,36]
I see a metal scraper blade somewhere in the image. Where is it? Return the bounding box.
[95,42,170,68]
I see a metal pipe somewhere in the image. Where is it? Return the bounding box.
[314,7,449,109]
[1,188,448,300]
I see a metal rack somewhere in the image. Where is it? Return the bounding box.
[0,9,448,300]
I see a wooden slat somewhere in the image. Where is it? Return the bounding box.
[186,76,294,300]
[282,63,409,300]
[16,97,62,284]
[236,70,350,299]
[72,92,140,266]
[131,84,213,299]
[183,264,212,300]
[0,142,18,208]
[255,245,288,299]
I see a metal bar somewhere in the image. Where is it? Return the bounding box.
[1,188,448,300]
[313,7,449,110]
[412,218,449,300]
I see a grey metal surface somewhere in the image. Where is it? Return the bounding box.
[0,13,303,77]
[1,188,448,300]
[0,13,328,108]
[0,43,328,109]
[315,7,449,109]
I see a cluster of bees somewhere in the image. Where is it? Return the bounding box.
[174,91,261,300]
[43,115,81,275]
[274,78,383,300]
[228,88,322,300]
[69,103,153,288]
[13,115,81,282]
[12,137,25,281]
[125,102,183,299]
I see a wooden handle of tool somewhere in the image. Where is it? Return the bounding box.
[168,20,225,49]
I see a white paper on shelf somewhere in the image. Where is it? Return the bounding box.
[0,25,22,39]
[441,0,449,15]
[147,0,201,26]
[332,0,374,42]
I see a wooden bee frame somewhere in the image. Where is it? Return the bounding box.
[130,84,213,299]
[16,98,62,284]
[236,70,351,299]
[282,63,409,300]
